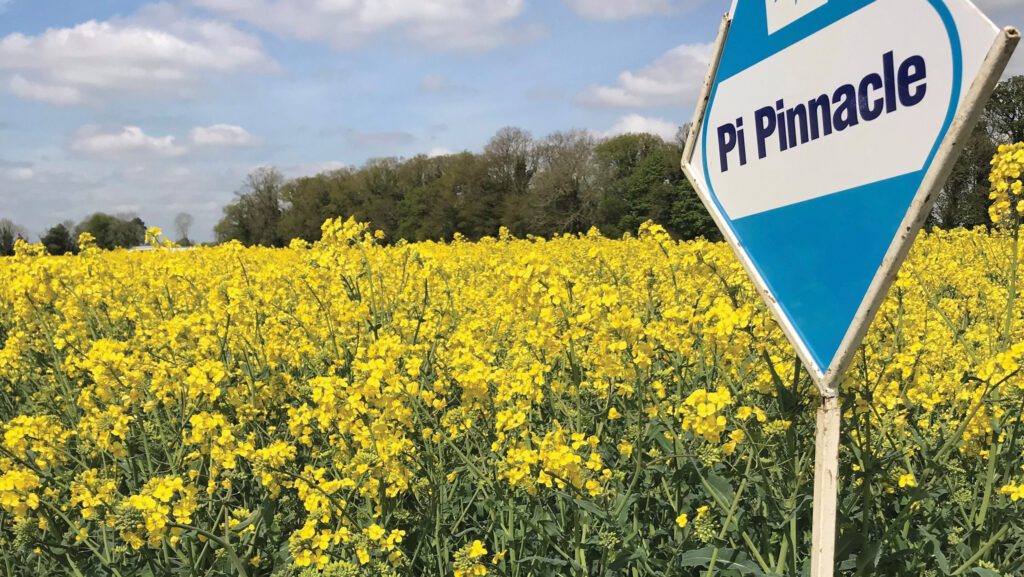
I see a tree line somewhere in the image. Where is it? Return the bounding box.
[214,127,721,247]
[0,212,196,256]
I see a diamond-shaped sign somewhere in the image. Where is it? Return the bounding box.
[684,0,1017,395]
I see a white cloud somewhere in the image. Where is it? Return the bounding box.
[563,0,673,20]
[9,75,81,106]
[428,147,455,158]
[0,7,274,106]
[578,43,713,108]
[191,0,539,52]
[603,114,680,142]
[71,126,189,158]
[190,124,258,147]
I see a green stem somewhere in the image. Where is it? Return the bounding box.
[1002,223,1020,350]
[706,453,754,577]
[166,522,249,577]
[951,525,1009,575]
[975,421,1002,529]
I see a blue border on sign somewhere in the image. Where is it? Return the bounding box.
[699,0,964,373]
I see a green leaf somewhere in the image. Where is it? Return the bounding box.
[972,568,1002,577]
[615,494,640,524]
[573,497,607,519]
[836,530,865,562]
[518,556,568,567]
[920,531,950,575]
[856,540,883,574]
[706,473,735,505]
[677,547,765,576]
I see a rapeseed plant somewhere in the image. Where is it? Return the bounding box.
[0,148,1022,575]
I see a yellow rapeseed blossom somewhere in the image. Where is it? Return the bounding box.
[0,211,1023,574]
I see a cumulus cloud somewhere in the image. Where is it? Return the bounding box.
[562,0,673,20]
[190,124,258,147]
[190,0,540,52]
[71,126,189,158]
[0,6,275,106]
[9,75,81,106]
[578,43,713,108]
[603,114,681,142]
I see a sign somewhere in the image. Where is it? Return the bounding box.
[683,0,1015,395]
[685,4,1017,576]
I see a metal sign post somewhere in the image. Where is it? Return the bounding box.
[682,2,1018,575]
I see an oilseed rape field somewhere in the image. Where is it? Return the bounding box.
[2,147,1024,577]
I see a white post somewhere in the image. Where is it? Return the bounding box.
[810,396,841,577]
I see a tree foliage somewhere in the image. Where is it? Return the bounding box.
[0,219,27,256]
[928,75,1024,229]
[74,213,146,250]
[986,75,1024,144]
[214,167,286,247]
[40,223,78,255]
[215,127,720,245]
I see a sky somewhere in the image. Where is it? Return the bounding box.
[0,0,1022,242]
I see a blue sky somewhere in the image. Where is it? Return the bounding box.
[0,0,1021,241]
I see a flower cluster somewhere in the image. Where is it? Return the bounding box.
[0,209,1022,576]
[989,143,1024,225]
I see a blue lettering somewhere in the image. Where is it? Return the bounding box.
[755,106,777,160]
[716,51,928,173]
[717,122,738,172]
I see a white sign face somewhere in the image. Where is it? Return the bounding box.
[685,0,1007,388]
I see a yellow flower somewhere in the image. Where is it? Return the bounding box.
[469,540,488,558]
[999,482,1024,501]
[898,474,917,488]
[676,513,689,528]
[608,407,622,420]
[366,524,386,541]
[617,440,633,458]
